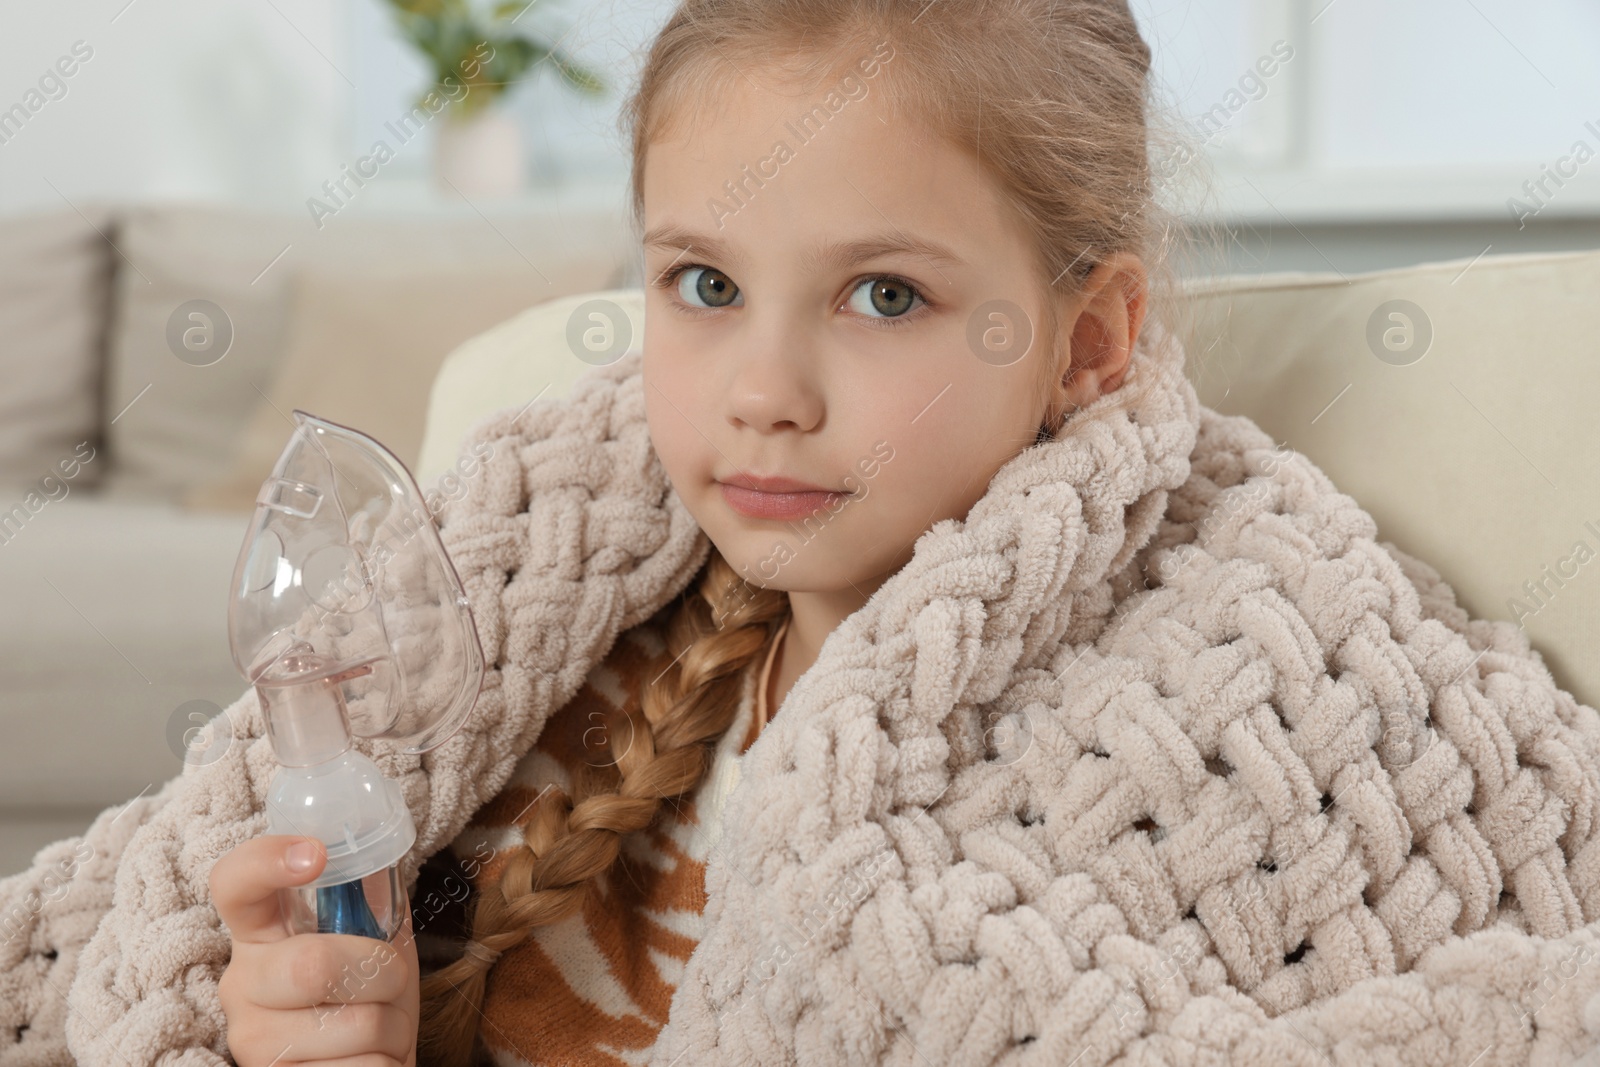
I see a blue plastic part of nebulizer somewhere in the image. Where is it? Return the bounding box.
[317,879,388,939]
[227,410,486,941]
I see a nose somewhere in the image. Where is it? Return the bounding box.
[725,329,825,434]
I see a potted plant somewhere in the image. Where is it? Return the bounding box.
[382,0,606,196]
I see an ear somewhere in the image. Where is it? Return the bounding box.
[1046,251,1149,419]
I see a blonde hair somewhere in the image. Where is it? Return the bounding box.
[419,2,1218,1062]
[417,552,787,1064]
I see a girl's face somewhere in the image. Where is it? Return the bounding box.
[641,67,1065,597]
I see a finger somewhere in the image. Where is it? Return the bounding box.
[287,1056,402,1067]
[210,835,327,945]
[242,931,411,1010]
[307,999,415,1064]
[238,1002,414,1065]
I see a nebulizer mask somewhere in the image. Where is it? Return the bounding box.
[228,411,485,941]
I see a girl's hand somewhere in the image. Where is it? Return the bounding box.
[210,835,420,1067]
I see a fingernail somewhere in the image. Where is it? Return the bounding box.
[286,840,318,873]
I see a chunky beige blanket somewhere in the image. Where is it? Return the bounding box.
[7,318,1600,1066]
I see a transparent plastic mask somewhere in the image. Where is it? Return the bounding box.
[227,410,486,939]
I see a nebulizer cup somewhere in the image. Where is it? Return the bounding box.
[228,410,486,941]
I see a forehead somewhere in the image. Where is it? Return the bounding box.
[640,74,1027,281]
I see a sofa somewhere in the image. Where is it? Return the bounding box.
[0,201,641,876]
[4,217,1598,879]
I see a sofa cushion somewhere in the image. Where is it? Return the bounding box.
[182,257,617,513]
[0,495,250,811]
[101,202,637,503]
[0,205,114,490]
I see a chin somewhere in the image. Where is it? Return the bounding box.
[700,529,788,590]
[707,533,779,586]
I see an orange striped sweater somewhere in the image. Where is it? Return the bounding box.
[413,605,790,1066]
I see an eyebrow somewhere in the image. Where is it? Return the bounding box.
[641,223,966,276]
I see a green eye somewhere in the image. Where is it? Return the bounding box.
[677,266,741,309]
[847,276,922,319]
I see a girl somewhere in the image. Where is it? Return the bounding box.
[11,1,1600,1066]
[412,0,1183,1062]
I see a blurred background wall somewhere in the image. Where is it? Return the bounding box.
[2,0,1598,271]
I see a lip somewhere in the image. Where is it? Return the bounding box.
[716,471,849,521]
[720,472,831,493]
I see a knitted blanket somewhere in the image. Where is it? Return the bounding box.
[6,314,1600,1066]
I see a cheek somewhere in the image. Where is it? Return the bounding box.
[871,377,1033,524]
[644,381,702,493]
[873,425,969,525]
[645,351,686,446]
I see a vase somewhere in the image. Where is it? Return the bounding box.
[432,106,527,198]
